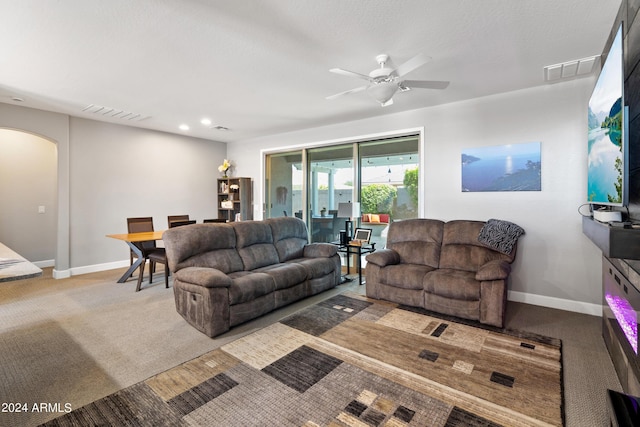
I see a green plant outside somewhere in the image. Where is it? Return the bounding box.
[403,167,419,207]
[361,184,397,214]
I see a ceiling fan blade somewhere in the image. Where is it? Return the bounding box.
[329,68,372,81]
[394,53,431,77]
[402,79,450,90]
[326,85,368,100]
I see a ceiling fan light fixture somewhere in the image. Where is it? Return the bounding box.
[367,81,397,106]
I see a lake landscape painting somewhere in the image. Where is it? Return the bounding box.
[462,142,541,192]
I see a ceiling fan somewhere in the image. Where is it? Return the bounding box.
[326,53,449,106]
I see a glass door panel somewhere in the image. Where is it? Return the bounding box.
[359,135,419,248]
[264,151,303,219]
[307,144,355,243]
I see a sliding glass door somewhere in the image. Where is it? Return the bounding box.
[264,151,303,219]
[359,136,419,247]
[307,144,355,243]
[264,133,420,248]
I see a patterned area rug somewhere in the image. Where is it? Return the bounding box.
[42,293,563,426]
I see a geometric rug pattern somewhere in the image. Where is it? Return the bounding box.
[42,293,563,426]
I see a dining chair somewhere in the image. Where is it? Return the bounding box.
[168,215,190,228]
[126,217,169,291]
[169,220,196,227]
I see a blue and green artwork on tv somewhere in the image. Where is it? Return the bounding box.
[587,24,627,206]
[461,142,541,192]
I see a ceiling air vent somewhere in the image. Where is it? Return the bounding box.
[82,104,150,122]
[544,55,600,82]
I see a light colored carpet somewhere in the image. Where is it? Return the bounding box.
[0,267,623,426]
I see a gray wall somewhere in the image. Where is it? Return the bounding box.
[70,118,227,269]
[1,103,227,274]
[228,78,603,313]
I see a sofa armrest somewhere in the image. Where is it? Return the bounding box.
[303,243,338,258]
[174,267,232,288]
[365,249,400,268]
[475,260,511,281]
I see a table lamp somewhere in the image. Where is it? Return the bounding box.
[338,202,359,245]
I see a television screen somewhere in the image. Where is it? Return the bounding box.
[587,24,627,206]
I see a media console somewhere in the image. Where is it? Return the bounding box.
[603,256,640,395]
[583,216,640,395]
[582,216,640,260]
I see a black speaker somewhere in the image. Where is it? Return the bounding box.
[340,231,348,246]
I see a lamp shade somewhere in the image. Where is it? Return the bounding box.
[337,202,360,218]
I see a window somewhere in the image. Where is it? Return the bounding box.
[264,132,420,249]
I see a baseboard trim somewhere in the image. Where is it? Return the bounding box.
[52,269,71,279]
[508,290,603,317]
[70,260,130,276]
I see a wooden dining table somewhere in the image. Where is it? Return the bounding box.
[106,230,165,285]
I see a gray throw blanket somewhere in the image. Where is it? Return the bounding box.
[477,218,525,255]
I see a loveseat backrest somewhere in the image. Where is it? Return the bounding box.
[232,221,280,270]
[386,219,444,268]
[439,220,514,272]
[163,224,244,274]
[266,217,309,262]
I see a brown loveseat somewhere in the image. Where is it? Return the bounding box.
[163,217,341,337]
[365,219,523,328]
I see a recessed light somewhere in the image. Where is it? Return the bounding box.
[179,124,190,131]
[10,96,24,102]
[200,118,212,126]
[213,125,229,131]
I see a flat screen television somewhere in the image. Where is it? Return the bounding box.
[587,23,628,207]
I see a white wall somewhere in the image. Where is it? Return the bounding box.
[0,129,57,263]
[228,78,604,313]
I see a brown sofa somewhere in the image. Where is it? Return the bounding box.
[365,218,523,328]
[163,217,341,337]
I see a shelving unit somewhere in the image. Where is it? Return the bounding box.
[217,177,252,222]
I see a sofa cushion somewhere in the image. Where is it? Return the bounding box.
[267,217,308,262]
[233,221,280,270]
[379,263,435,290]
[303,243,338,258]
[174,267,232,288]
[424,269,480,301]
[365,249,400,268]
[227,271,275,305]
[288,257,336,279]
[439,220,513,272]
[254,262,308,290]
[386,219,444,268]
[476,260,511,281]
[163,224,244,274]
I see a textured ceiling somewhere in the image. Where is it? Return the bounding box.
[0,0,620,143]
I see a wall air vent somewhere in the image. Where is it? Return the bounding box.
[82,104,150,122]
[544,55,600,82]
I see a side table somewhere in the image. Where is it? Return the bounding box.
[332,242,376,285]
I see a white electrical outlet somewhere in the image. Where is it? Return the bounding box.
[38,205,45,214]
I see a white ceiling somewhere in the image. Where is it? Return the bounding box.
[0,0,620,144]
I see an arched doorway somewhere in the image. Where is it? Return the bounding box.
[0,129,57,265]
